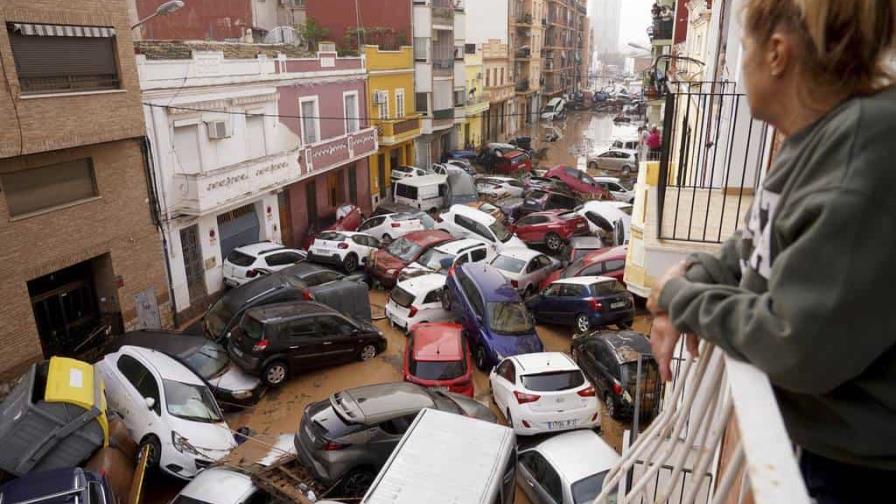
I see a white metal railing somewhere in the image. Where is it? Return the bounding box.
[594,341,811,504]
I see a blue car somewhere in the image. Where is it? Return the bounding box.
[526,276,635,333]
[443,263,544,370]
[0,467,114,504]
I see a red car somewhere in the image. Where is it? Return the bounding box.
[546,165,607,198]
[403,322,474,397]
[300,203,363,250]
[508,209,590,252]
[540,245,628,290]
[495,150,532,175]
[367,229,453,288]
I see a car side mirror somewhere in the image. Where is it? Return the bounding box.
[144,397,156,410]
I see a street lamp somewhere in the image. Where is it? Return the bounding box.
[131,0,185,30]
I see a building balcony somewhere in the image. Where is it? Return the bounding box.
[432,5,454,27]
[514,79,530,93]
[465,97,489,115]
[513,13,533,26]
[649,16,674,42]
[513,47,532,59]
[373,116,421,146]
[484,84,514,103]
[299,127,378,179]
[175,149,302,216]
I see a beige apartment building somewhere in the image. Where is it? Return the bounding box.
[510,0,545,127]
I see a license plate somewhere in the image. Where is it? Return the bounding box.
[548,419,578,430]
[611,301,626,309]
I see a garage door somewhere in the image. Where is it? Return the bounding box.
[217,204,260,259]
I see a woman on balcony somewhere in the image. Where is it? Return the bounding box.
[647,1,896,502]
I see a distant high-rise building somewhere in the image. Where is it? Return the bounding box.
[590,0,621,56]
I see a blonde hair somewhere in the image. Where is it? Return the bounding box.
[743,0,896,94]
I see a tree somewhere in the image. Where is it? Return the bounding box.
[298,17,329,52]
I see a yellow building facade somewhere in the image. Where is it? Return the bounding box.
[464,48,489,148]
[363,45,421,207]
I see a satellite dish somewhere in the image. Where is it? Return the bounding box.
[263,26,302,45]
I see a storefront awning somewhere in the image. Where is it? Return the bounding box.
[11,23,116,38]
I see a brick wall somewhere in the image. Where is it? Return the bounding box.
[0,139,172,382]
[0,0,146,159]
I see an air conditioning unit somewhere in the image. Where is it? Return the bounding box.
[374,91,388,104]
[206,120,231,139]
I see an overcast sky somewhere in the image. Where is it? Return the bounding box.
[617,0,653,52]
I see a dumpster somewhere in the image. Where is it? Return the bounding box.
[0,357,109,476]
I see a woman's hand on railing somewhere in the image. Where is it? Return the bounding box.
[648,260,699,381]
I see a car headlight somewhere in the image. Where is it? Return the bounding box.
[231,389,252,400]
[172,431,200,455]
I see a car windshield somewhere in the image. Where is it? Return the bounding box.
[487,302,534,335]
[521,370,585,391]
[317,231,346,241]
[528,190,546,200]
[390,286,416,308]
[417,248,456,271]
[572,470,611,504]
[182,342,230,379]
[590,281,626,296]
[241,315,265,341]
[573,248,597,262]
[562,258,587,278]
[163,380,224,423]
[387,237,424,262]
[410,357,466,380]
[225,250,255,267]
[205,299,231,337]
[490,221,513,242]
[491,255,526,273]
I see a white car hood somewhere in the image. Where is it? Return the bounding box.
[500,235,528,250]
[168,416,237,459]
[207,363,261,394]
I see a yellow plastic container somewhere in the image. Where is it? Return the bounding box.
[44,357,110,444]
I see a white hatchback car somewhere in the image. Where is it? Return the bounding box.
[489,352,599,436]
[593,176,634,203]
[576,201,630,246]
[222,242,306,287]
[390,165,428,183]
[95,346,237,479]
[385,273,453,332]
[489,248,560,298]
[306,230,381,273]
[476,176,526,199]
[172,467,264,504]
[436,204,527,251]
[517,429,620,504]
[401,238,496,279]
[357,211,433,242]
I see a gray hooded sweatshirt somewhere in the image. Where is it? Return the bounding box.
[658,86,896,469]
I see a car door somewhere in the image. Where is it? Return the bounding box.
[316,315,360,364]
[113,353,161,438]
[350,235,377,264]
[532,283,563,323]
[602,259,626,282]
[368,413,419,463]
[557,283,586,321]
[420,287,446,321]
[282,318,324,369]
[514,215,545,243]
[517,451,564,504]
[529,255,555,290]
[491,359,517,413]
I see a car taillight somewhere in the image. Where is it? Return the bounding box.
[514,391,541,404]
[338,242,348,249]
[391,222,401,228]
[510,280,519,288]
[246,269,258,278]
[408,306,418,317]
[302,290,315,301]
[589,298,604,311]
[323,440,349,451]
[252,339,270,352]
[578,386,596,397]
[612,382,623,396]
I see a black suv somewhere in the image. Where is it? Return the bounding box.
[228,301,387,386]
[570,330,662,420]
[204,262,371,343]
[519,189,580,217]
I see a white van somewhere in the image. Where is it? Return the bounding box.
[541,97,567,121]
[393,174,448,212]
[362,408,517,504]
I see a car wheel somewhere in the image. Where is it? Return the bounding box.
[441,289,452,310]
[475,345,489,371]
[340,468,376,497]
[605,392,618,420]
[588,161,598,170]
[262,361,289,387]
[576,313,591,333]
[617,320,633,330]
[622,165,632,175]
[545,232,563,251]
[343,253,359,273]
[139,435,162,469]
[359,343,378,361]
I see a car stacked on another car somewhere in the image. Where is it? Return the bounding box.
[294,382,495,495]
[518,190,580,218]
[307,231,381,273]
[300,204,364,250]
[385,273,453,332]
[357,211,433,242]
[523,175,576,196]
[545,166,607,199]
[593,176,634,203]
[489,352,599,436]
[475,175,526,199]
[390,165,428,183]
[222,242,306,287]
[509,210,590,252]
[443,263,544,370]
[403,322,475,397]
[577,200,630,246]
[95,346,238,479]
[541,245,627,289]
[435,205,527,252]
[227,301,386,386]
[401,238,495,278]
[571,331,661,420]
[563,236,606,264]
[489,248,560,298]
[367,230,453,288]
[528,276,635,332]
